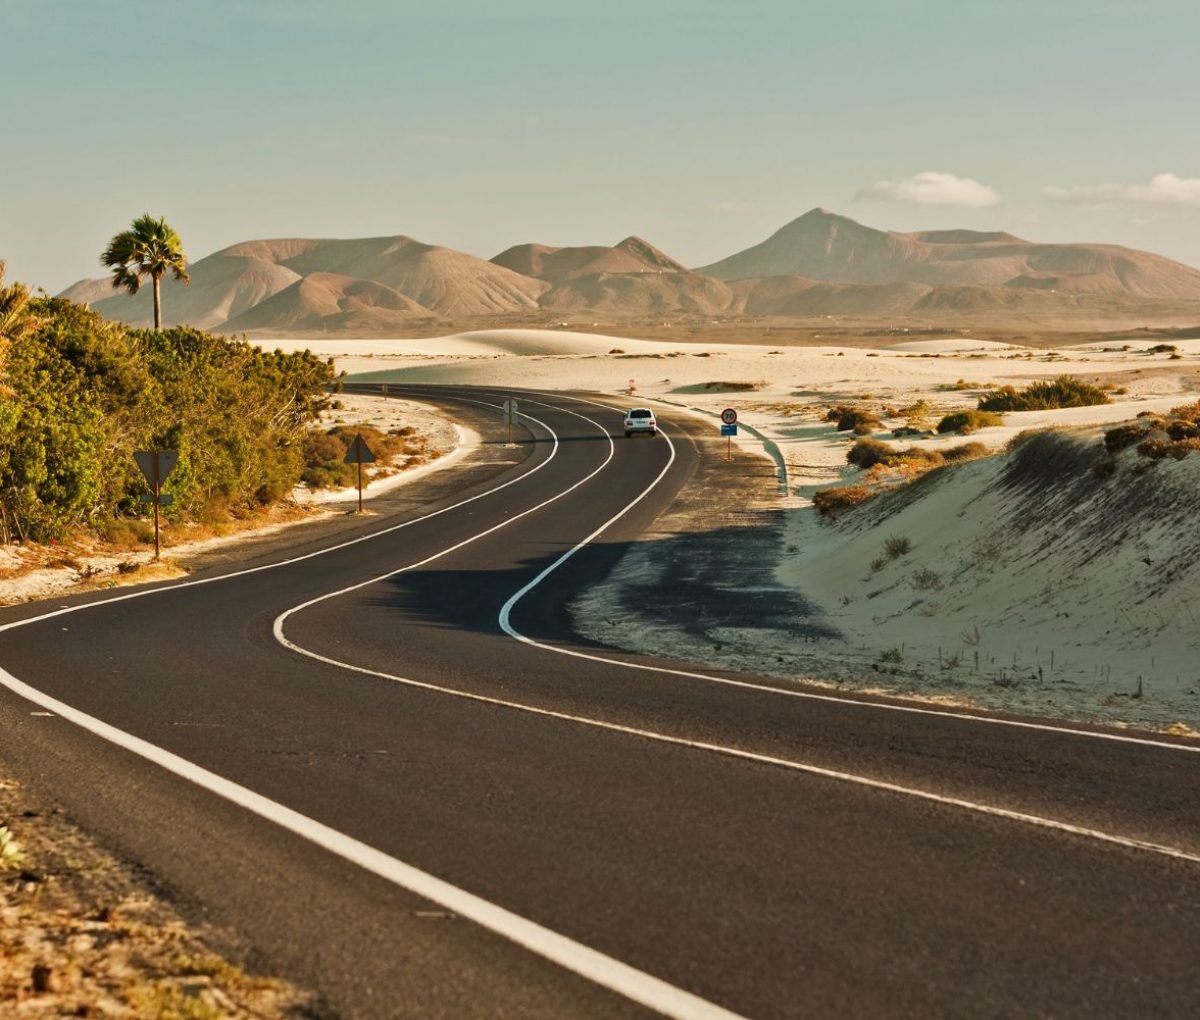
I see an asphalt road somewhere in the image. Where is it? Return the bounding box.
[1,386,1198,1019]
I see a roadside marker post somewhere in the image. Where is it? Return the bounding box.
[133,450,179,560]
[502,398,519,445]
[343,434,376,514]
[720,408,738,461]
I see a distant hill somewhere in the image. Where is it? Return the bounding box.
[59,212,1200,332]
[63,252,301,329]
[699,208,1200,300]
[491,236,686,282]
[541,272,734,316]
[221,272,434,333]
[65,236,547,330]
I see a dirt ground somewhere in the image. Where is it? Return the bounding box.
[0,774,327,1018]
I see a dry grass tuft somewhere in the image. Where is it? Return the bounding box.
[813,485,876,516]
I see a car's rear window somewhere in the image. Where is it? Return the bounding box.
[629,409,652,419]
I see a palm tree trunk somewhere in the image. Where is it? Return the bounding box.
[152,272,162,330]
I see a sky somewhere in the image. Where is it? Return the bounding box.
[3,0,1199,293]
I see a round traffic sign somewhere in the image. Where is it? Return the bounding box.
[720,407,738,425]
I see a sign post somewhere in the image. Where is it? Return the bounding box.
[720,408,738,462]
[134,450,179,559]
[343,433,376,513]
[502,398,519,445]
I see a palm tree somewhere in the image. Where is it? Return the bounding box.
[101,214,189,329]
[0,261,36,382]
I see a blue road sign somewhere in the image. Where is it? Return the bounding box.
[721,424,738,436]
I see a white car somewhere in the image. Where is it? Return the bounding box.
[624,408,658,437]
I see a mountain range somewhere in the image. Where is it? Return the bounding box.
[59,209,1200,333]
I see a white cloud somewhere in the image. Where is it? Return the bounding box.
[1044,172,1200,207]
[855,171,1001,208]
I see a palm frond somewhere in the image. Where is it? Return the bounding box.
[100,215,190,316]
[0,261,38,344]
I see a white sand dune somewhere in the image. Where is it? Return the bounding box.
[772,429,1200,728]
[883,338,1024,353]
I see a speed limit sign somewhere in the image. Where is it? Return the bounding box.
[720,407,738,425]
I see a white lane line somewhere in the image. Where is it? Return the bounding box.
[0,662,745,1020]
[274,397,618,645]
[229,646,1200,867]
[0,395,749,1019]
[0,397,557,636]
[499,392,1200,756]
[275,393,1200,864]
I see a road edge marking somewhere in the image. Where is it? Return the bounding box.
[0,662,747,1020]
[498,392,1200,756]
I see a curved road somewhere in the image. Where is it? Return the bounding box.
[1,386,1198,1019]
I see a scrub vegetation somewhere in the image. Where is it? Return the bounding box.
[977,375,1110,412]
[847,437,989,471]
[0,284,334,543]
[301,424,428,489]
[936,409,1004,434]
[1100,401,1200,465]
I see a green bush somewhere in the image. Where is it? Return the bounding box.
[978,375,1110,412]
[0,298,334,541]
[299,424,427,490]
[937,410,1004,434]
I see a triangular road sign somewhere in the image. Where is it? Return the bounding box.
[134,450,179,489]
[343,434,377,464]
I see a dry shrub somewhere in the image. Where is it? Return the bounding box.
[847,438,893,468]
[302,424,427,489]
[1005,429,1044,452]
[978,375,1110,411]
[847,439,989,490]
[826,405,882,432]
[701,381,761,391]
[911,567,942,591]
[942,441,988,463]
[1168,400,1200,423]
[1103,423,1145,453]
[1137,437,1200,461]
[937,409,1004,434]
[813,485,875,516]
[1167,420,1200,440]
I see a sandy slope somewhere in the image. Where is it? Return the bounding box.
[772,431,1200,728]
